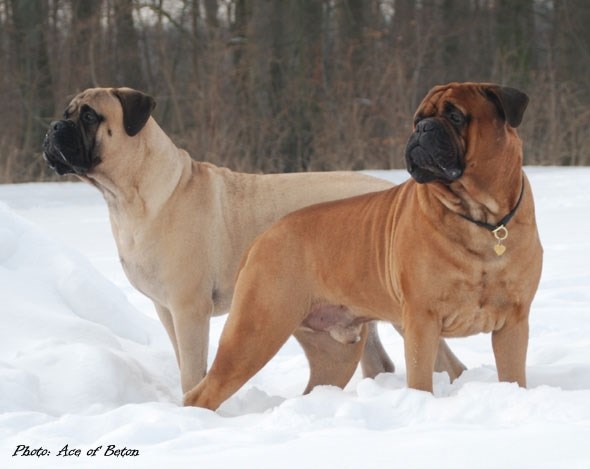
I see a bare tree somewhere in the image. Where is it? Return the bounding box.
[112,0,145,89]
[8,0,54,179]
[70,0,102,90]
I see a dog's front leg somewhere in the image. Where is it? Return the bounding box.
[402,313,441,393]
[492,311,529,387]
[390,323,466,381]
[155,304,180,366]
[172,298,214,394]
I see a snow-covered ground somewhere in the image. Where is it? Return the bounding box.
[0,168,589,468]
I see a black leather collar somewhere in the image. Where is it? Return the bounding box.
[458,176,525,232]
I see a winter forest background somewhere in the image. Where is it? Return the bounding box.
[0,0,589,182]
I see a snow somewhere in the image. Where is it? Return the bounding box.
[1,167,589,468]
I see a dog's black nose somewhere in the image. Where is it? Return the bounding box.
[416,119,436,133]
[50,120,67,132]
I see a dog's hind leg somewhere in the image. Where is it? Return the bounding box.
[433,337,467,382]
[183,269,306,410]
[294,326,367,394]
[360,322,395,378]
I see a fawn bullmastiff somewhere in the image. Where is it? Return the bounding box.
[42,87,466,397]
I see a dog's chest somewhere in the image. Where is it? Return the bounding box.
[397,218,540,337]
[119,249,149,281]
[111,222,167,303]
[434,267,519,337]
[119,248,164,301]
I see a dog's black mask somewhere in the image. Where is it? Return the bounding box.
[42,105,101,176]
[404,117,464,184]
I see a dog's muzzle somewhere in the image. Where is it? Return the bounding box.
[43,120,94,176]
[404,118,464,184]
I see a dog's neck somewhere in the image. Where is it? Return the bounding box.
[427,141,524,227]
[84,118,190,218]
[448,172,523,224]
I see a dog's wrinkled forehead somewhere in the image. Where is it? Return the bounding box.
[63,89,116,120]
[415,83,478,120]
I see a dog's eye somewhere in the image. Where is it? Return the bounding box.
[82,110,99,125]
[448,110,465,127]
[414,115,423,126]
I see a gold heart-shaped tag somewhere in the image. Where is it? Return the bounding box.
[494,244,506,256]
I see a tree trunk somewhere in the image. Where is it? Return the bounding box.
[112,0,145,89]
[70,0,102,89]
[9,0,55,167]
[496,0,535,86]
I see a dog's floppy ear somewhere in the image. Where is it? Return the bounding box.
[112,88,156,137]
[484,85,529,128]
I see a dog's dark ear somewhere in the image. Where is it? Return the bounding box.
[113,88,156,136]
[484,85,529,128]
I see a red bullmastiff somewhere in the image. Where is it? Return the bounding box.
[185,82,543,410]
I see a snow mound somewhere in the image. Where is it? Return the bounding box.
[0,204,179,415]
